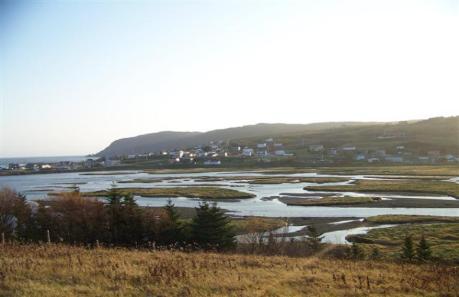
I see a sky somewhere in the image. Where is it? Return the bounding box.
[0,0,458,157]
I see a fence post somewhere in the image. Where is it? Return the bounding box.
[46,229,51,244]
[1,232,4,245]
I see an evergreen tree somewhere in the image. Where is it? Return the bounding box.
[190,202,235,250]
[164,199,180,224]
[416,235,432,261]
[160,199,183,245]
[105,186,143,245]
[307,225,323,251]
[401,235,415,261]
[106,184,123,205]
[370,246,381,259]
[351,242,365,259]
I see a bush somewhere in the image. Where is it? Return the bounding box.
[0,187,32,240]
[36,191,108,243]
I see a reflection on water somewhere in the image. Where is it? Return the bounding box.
[321,225,396,244]
[1,170,458,218]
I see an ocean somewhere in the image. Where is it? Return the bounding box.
[0,156,90,167]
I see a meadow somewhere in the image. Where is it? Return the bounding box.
[1,244,458,297]
[351,223,459,261]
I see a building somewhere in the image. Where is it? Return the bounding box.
[309,144,324,152]
[257,149,269,157]
[355,153,366,161]
[328,148,338,155]
[242,148,254,157]
[274,150,287,156]
[385,156,404,163]
[341,145,356,151]
[84,159,96,168]
[375,150,386,157]
[8,163,20,170]
[203,160,221,166]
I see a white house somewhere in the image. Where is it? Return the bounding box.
[204,160,221,166]
[257,143,267,149]
[274,150,288,156]
[385,156,403,163]
[309,144,324,152]
[341,145,356,151]
[242,148,254,157]
[367,158,380,163]
[355,153,366,161]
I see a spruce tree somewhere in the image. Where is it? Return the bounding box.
[370,246,381,259]
[401,235,415,261]
[160,199,183,245]
[105,186,143,245]
[164,199,180,224]
[190,202,235,250]
[416,235,432,261]
[351,242,365,259]
[307,225,323,251]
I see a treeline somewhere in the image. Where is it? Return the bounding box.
[0,187,437,262]
[0,187,235,250]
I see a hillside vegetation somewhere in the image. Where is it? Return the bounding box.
[97,116,459,157]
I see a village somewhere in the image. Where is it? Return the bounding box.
[2,136,458,175]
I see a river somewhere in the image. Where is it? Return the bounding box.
[1,170,458,218]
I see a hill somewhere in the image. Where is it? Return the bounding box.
[96,121,379,156]
[96,117,459,157]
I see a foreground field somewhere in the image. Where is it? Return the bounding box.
[1,244,458,297]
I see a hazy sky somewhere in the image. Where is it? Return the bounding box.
[1,0,458,157]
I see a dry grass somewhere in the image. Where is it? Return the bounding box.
[0,244,458,297]
[366,215,459,224]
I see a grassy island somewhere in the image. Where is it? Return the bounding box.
[280,196,379,206]
[304,179,459,198]
[365,214,459,224]
[82,186,256,200]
